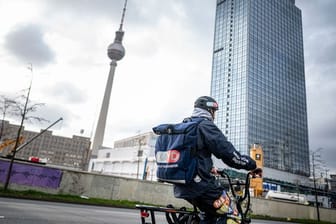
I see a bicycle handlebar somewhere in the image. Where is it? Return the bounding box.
[216,169,252,222]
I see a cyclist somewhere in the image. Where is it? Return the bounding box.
[173,96,261,224]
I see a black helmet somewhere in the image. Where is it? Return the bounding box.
[194,96,219,112]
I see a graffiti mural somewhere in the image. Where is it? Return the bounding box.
[0,160,62,189]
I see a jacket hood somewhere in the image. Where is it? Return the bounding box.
[191,108,213,121]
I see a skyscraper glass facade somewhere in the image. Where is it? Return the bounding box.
[211,0,310,176]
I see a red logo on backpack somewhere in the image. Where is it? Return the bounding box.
[167,150,180,163]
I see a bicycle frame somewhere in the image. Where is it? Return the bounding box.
[217,170,251,223]
[136,170,252,224]
[136,204,199,224]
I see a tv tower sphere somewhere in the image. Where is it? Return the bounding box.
[107,31,125,61]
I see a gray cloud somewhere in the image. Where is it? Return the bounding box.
[305,31,336,67]
[28,103,73,130]
[307,87,336,173]
[42,0,215,37]
[297,0,336,75]
[4,24,55,67]
[296,0,336,173]
[46,82,87,104]
[298,0,336,30]
[180,1,216,42]
[323,148,336,174]
[309,112,336,172]
[42,0,132,24]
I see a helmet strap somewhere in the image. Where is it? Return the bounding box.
[209,109,215,120]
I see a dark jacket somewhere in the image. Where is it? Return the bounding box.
[174,108,256,199]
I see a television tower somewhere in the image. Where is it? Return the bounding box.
[91,0,128,158]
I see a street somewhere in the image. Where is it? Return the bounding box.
[0,197,298,224]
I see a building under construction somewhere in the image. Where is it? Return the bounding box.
[0,120,91,170]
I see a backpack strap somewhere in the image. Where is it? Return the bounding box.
[181,117,206,158]
[182,116,208,124]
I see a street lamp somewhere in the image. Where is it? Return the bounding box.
[311,148,323,222]
[136,136,144,179]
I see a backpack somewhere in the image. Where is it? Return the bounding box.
[152,117,204,184]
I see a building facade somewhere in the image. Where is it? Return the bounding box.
[211,0,309,176]
[89,132,158,181]
[0,120,91,170]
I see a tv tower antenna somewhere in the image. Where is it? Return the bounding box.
[91,0,128,158]
[119,0,127,31]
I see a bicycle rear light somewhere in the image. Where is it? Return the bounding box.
[140,211,150,218]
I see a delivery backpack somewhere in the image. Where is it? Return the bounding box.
[152,117,204,184]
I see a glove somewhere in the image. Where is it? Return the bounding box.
[250,167,262,178]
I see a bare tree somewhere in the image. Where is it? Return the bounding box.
[8,90,49,123]
[0,91,49,140]
[3,85,49,190]
[0,96,16,140]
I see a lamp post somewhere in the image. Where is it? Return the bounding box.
[136,136,144,179]
[311,148,323,222]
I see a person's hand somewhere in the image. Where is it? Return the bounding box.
[211,167,219,175]
[250,167,262,178]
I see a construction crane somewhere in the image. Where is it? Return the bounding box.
[250,143,264,197]
[0,136,24,155]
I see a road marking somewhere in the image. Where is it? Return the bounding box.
[0,216,5,218]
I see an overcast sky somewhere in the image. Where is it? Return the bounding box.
[0,0,335,175]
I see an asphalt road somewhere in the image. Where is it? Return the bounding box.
[0,197,298,224]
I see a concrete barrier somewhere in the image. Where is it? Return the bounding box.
[58,169,189,208]
[1,159,335,222]
[252,197,336,222]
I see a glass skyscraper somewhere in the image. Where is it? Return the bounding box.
[211,0,310,176]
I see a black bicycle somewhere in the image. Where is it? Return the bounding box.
[136,169,260,224]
